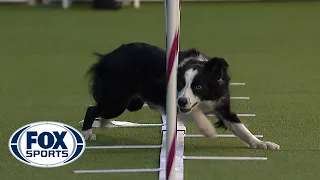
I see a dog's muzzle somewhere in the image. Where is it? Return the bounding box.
[177,97,198,114]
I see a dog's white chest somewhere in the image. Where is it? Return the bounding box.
[198,101,217,113]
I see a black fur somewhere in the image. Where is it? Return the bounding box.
[82,43,240,131]
[176,49,240,128]
[82,43,167,131]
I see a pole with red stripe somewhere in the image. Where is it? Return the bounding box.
[165,0,180,179]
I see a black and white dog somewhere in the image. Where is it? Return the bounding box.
[81,42,280,150]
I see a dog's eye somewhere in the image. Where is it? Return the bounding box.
[196,85,202,89]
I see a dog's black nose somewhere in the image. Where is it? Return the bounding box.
[177,97,188,107]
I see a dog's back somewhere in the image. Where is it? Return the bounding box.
[89,43,165,77]
[88,42,167,108]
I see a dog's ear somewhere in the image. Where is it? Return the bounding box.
[204,57,229,73]
[179,48,200,60]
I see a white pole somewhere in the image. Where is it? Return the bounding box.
[134,0,140,8]
[165,0,180,179]
[62,0,71,9]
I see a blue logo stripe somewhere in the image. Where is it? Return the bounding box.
[11,126,29,143]
[64,145,83,163]
[65,126,84,143]
[11,145,30,163]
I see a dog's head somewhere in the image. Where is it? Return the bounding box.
[177,49,230,114]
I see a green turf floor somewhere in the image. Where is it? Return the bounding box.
[1,1,320,180]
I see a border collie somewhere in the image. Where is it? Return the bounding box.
[81,42,280,150]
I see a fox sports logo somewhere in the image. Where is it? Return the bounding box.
[9,121,86,168]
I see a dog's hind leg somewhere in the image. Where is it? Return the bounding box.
[214,105,280,150]
[81,105,99,140]
[99,104,127,123]
[81,103,127,141]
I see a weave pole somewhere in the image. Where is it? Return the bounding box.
[165,0,180,179]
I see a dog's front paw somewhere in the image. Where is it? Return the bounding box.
[82,129,96,141]
[250,141,280,150]
[85,133,96,141]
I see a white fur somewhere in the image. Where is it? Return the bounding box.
[221,119,280,150]
[178,57,193,68]
[178,109,216,139]
[178,54,208,68]
[81,129,96,140]
[179,108,280,150]
[177,69,200,109]
[177,68,217,139]
[197,54,208,62]
[198,100,217,113]
[177,91,280,150]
